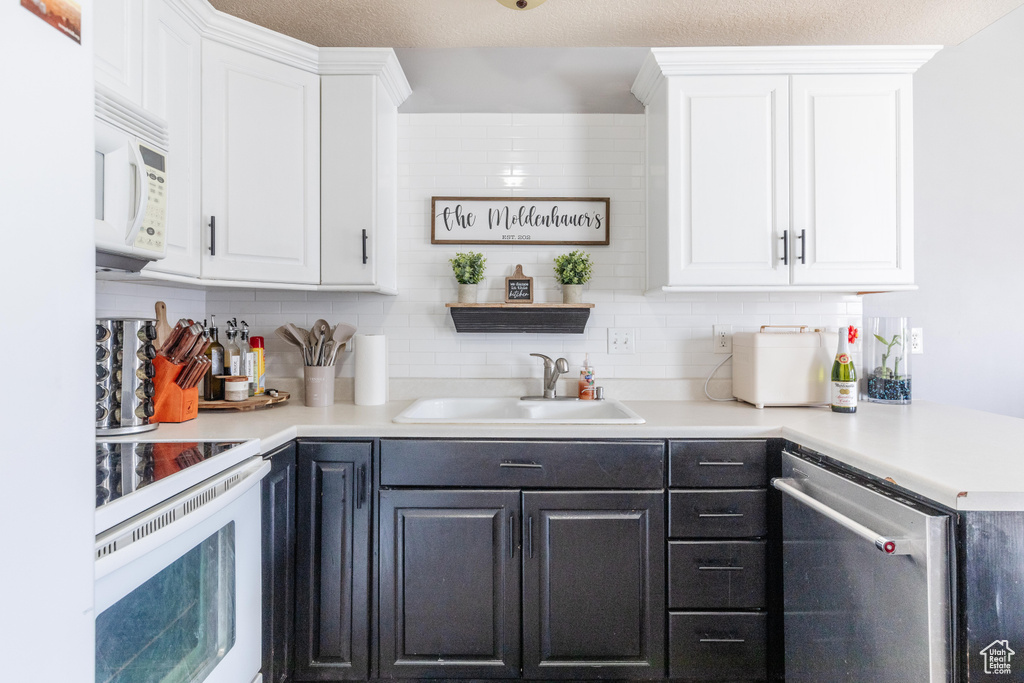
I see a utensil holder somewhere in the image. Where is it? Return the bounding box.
[304,366,336,407]
[152,356,199,423]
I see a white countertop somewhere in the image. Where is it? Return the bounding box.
[137,399,1024,512]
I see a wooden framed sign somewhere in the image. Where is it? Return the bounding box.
[505,265,534,303]
[431,196,610,245]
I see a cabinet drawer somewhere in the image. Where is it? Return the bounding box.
[379,439,665,489]
[669,612,767,681]
[669,440,767,488]
[669,490,766,538]
[668,541,766,609]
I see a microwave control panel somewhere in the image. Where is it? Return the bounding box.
[133,144,167,254]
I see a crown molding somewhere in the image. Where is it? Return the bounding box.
[319,48,412,106]
[632,45,942,105]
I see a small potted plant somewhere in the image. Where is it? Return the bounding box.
[865,317,912,404]
[449,251,486,303]
[553,250,593,303]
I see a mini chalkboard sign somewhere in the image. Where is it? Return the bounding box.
[505,265,534,304]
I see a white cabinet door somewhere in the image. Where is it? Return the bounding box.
[201,40,320,284]
[320,76,398,291]
[660,76,791,287]
[94,0,144,105]
[790,74,914,286]
[140,0,201,278]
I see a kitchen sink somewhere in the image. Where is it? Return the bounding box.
[393,397,645,424]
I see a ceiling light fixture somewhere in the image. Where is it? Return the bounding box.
[494,0,547,9]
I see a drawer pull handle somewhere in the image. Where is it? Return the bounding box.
[509,513,515,559]
[698,566,744,571]
[699,638,746,644]
[698,513,744,518]
[698,461,745,467]
[499,461,543,469]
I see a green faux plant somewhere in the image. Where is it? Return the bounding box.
[553,250,593,285]
[449,251,486,284]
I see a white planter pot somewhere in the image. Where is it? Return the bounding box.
[562,284,583,304]
[457,283,479,303]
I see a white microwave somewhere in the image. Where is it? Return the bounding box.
[95,85,170,267]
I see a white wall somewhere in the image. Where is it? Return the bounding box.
[0,0,97,677]
[866,4,1024,418]
[200,113,862,395]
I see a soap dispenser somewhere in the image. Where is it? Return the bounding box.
[578,354,595,400]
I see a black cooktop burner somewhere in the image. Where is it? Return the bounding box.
[95,441,244,509]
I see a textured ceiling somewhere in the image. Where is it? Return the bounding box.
[208,0,1024,48]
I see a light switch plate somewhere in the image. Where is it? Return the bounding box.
[608,328,635,354]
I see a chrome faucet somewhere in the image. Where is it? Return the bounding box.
[527,353,570,399]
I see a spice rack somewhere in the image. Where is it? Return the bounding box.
[446,303,594,334]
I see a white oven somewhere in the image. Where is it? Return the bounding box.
[94,442,268,683]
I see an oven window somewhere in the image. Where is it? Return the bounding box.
[95,523,236,683]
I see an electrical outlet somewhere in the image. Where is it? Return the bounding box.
[608,328,636,355]
[713,324,732,354]
[910,327,924,354]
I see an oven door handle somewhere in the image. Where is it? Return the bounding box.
[772,477,910,555]
[95,457,270,579]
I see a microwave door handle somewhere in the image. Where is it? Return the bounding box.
[125,142,148,242]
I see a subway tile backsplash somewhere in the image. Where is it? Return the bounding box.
[97,113,862,393]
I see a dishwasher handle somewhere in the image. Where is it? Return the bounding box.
[772,477,908,555]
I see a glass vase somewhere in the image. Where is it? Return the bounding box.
[864,317,912,404]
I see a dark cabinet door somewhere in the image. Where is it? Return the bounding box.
[522,490,666,680]
[263,442,297,683]
[294,441,372,681]
[379,489,521,679]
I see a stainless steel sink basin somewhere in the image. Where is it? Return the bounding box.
[393,397,644,424]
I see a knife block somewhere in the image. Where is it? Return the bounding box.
[153,356,199,423]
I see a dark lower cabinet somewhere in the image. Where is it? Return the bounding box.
[263,442,298,683]
[294,440,372,681]
[378,489,521,679]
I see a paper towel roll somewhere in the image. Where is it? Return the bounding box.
[354,334,388,405]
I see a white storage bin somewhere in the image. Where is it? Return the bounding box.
[732,327,837,409]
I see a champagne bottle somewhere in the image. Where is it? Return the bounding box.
[831,326,858,413]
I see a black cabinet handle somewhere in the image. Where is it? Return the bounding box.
[698,512,744,518]
[361,229,368,265]
[356,464,367,509]
[499,461,543,469]
[528,515,534,558]
[798,228,807,264]
[509,513,515,559]
[699,638,746,644]
[209,216,216,256]
[698,461,745,467]
[781,230,789,265]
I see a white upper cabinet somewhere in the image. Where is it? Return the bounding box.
[633,47,939,292]
[790,74,913,286]
[140,0,202,278]
[320,53,410,293]
[200,39,321,285]
[652,75,791,287]
[94,0,144,105]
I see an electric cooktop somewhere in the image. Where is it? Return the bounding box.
[95,439,261,534]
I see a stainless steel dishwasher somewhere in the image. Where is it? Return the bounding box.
[773,450,953,682]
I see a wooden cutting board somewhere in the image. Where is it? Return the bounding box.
[198,391,290,412]
[154,301,172,351]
